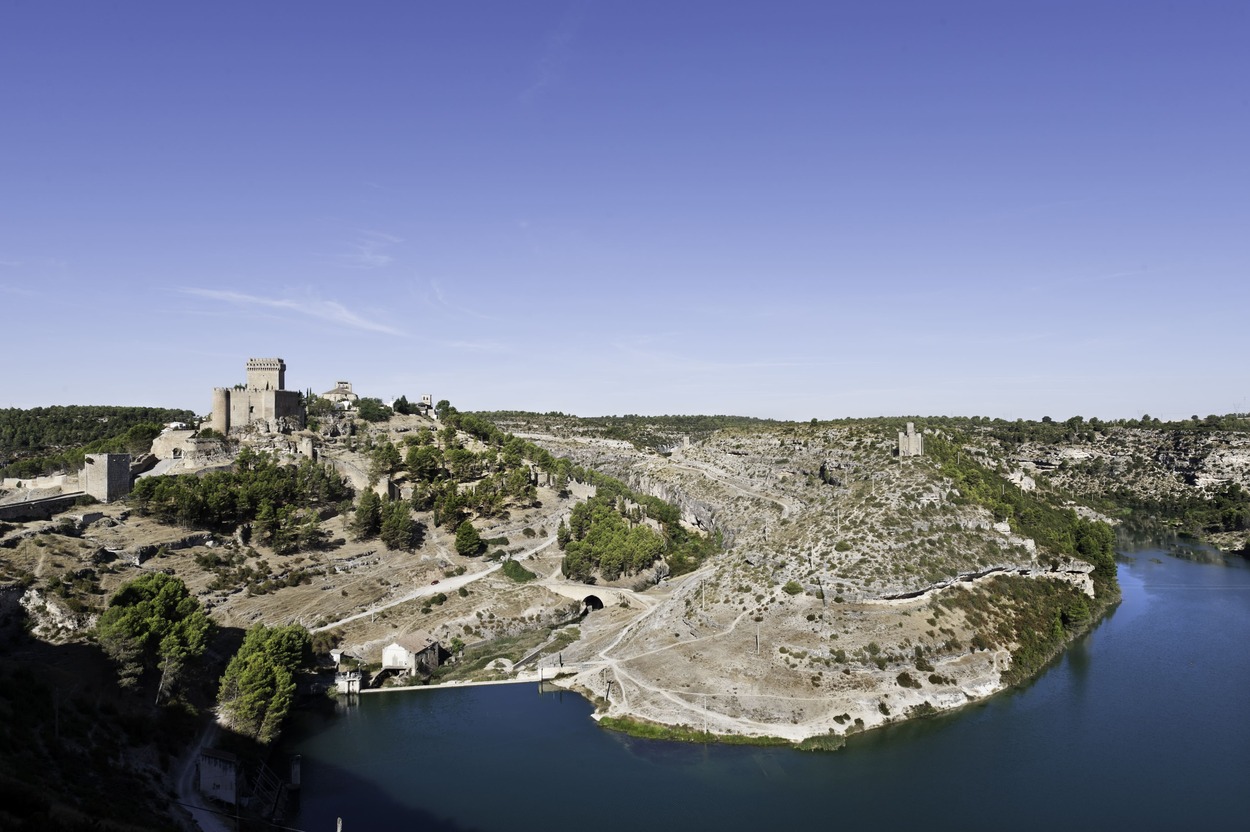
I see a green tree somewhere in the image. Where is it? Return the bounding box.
[304,394,336,418]
[217,624,312,744]
[436,482,466,531]
[369,438,402,484]
[445,447,479,481]
[352,490,383,539]
[96,573,211,700]
[501,558,536,582]
[380,498,416,550]
[455,520,483,557]
[356,397,392,422]
[1074,518,1116,585]
[405,444,443,481]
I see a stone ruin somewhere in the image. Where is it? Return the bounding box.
[898,422,924,458]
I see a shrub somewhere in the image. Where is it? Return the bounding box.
[782,580,803,596]
[501,559,536,583]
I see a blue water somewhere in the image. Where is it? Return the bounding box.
[285,546,1250,831]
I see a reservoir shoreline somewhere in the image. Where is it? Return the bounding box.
[282,544,1250,830]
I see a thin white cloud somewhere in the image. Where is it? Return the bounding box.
[519,2,584,104]
[336,231,402,269]
[182,288,404,336]
[422,279,497,321]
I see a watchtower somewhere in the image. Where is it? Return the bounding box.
[898,422,924,458]
[82,454,132,502]
[245,358,286,391]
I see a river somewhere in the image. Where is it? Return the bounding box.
[283,543,1250,831]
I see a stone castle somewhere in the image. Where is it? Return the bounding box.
[211,358,304,435]
[898,422,924,457]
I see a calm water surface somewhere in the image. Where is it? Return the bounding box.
[286,545,1250,831]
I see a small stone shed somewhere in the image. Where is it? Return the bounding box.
[381,631,444,677]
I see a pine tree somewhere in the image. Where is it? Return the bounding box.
[217,624,311,744]
[97,573,211,695]
[380,499,415,550]
[352,490,382,539]
[455,519,483,557]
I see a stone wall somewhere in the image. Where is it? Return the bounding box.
[0,494,83,522]
[0,473,73,491]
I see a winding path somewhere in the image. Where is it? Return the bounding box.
[311,535,559,633]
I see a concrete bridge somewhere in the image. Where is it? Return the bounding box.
[540,582,625,611]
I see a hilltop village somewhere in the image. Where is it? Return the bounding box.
[2,356,1248,827]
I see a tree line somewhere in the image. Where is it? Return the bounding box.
[558,494,667,582]
[128,447,352,554]
[460,408,721,576]
[96,571,314,745]
[0,405,196,478]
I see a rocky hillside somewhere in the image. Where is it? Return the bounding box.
[486,414,1122,744]
[2,407,1241,768]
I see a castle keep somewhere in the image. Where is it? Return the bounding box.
[211,358,304,434]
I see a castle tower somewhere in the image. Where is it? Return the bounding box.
[245,358,286,391]
[898,422,924,458]
[82,454,132,502]
[211,388,231,434]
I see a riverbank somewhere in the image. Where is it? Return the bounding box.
[281,550,1250,831]
[541,560,1118,747]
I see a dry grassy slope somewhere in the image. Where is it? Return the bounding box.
[495,418,1088,741]
[0,414,592,670]
[15,414,1240,744]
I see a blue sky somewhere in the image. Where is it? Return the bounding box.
[2,2,1247,421]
